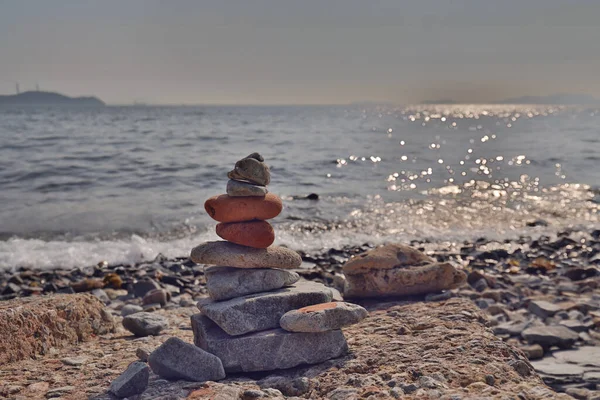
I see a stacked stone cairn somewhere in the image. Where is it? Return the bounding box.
[189,153,368,373]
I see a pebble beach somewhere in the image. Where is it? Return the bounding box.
[1,104,599,399]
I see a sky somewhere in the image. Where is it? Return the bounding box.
[1,0,600,105]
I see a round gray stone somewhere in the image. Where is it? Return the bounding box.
[122,312,169,337]
[226,179,268,197]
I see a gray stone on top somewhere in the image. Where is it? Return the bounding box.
[205,266,299,301]
[245,152,264,162]
[191,314,348,373]
[280,302,368,332]
[122,312,169,337]
[228,157,271,186]
[109,361,149,398]
[226,179,268,197]
[521,325,579,349]
[191,242,302,269]
[148,337,225,382]
[198,281,333,336]
[528,300,562,319]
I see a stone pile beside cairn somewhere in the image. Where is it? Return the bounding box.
[189,152,368,373]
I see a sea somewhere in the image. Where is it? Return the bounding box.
[0,104,598,271]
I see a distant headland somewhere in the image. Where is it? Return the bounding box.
[0,91,105,107]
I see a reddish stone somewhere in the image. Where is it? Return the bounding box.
[299,302,338,313]
[204,193,282,223]
[216,220,275,249]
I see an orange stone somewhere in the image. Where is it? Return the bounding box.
[298,302,338,313]
[204,193,282,223]
[216,220,275,249]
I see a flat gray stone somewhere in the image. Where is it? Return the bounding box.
[109,361,149,398]
[522,325,579,349]
[205,266,299,301]
[493,320,536,336]
[122,312,169,337]
[280,301,368,332]
[198,281,333,336]
[191,242,302,269]
[528,300,562,319]
[148,337,225,382]
[191,314,348,373]
[558,319,590,333]
[530,359,585,378]
[553,346,600,368]
[228,157,271,186]
[226,179,268,197]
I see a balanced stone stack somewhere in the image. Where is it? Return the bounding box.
[190,153,368,373]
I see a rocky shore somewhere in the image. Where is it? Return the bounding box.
[0,226,599,399]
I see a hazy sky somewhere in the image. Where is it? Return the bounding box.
[1,0,600,104]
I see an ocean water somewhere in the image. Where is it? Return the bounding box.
[0,104,598,270]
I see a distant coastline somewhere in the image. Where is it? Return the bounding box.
[0,91,105,107]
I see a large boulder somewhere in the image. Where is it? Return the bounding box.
[342,244,466,298]
[0,294,115,364]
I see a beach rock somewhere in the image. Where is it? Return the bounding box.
[553,346,600,368]
[258,376,310,397]
[109,361,149,398]
[133,279,161,298]
[522,325,579,349]
[122,312,169,337]
[204,193,282,222]
[344,262,466,298]
[559,319,590,333]
[530,358,585,383]
[342,244,466,298]
[121,304,144,317]
[191,314,348,372]
[205,266,299,301]
[227,157,271,186]
[519,344,545,360]
[528,300,562,319]
[191,241,302,269]
[198,281,333,335]
[216,220,275,248]
[226,179,268,197]
[142,288,170,306]
[0,294,115,364]
[493,320,536,336]
[148,337,225,382]
[280,301,368,332]
[342,244,434,275]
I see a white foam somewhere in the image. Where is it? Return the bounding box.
[1,183,597,272]
[0,231,218,272]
